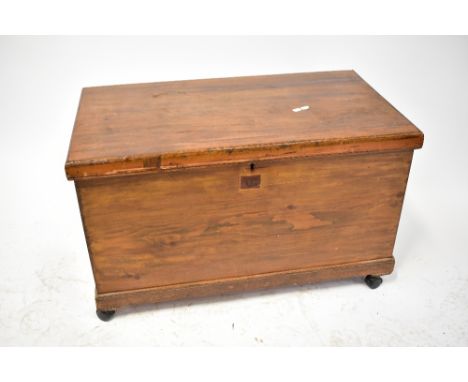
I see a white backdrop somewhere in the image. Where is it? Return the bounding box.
[1,36,467,345]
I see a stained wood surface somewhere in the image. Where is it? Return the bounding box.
[96,258,395,310]
[66,71,423,179]
[76,150,413,295]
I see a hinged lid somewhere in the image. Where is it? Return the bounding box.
[65,70,423,180]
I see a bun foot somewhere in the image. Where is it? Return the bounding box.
[364,275,383,289]
[96,309,116,321]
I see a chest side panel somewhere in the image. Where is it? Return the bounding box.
[77,150,413,294]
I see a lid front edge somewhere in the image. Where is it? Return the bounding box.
[65,132,423,181]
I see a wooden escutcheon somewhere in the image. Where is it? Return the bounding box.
[240,174,261,189]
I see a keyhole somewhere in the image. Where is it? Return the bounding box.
[250,163,255,171]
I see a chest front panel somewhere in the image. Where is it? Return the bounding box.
[77,150,413,294]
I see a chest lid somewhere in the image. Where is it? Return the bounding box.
[65,70,423,180]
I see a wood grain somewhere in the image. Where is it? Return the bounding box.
[66,71,424,312]
[76,150,413,296]
[95,257,395,310]
[66,71,423,179]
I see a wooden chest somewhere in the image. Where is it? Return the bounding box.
[65,71,423,320]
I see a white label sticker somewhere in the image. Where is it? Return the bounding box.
[292,105,310,112]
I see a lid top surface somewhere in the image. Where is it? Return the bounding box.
[66,70,422,169]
